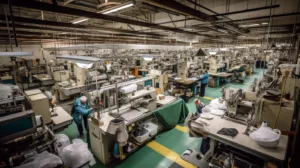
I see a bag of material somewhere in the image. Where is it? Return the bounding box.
[15,151,63,168]
[61,139,96,167]
[119,84,137,94]
[54,134,70,156]
[250,127,280,141]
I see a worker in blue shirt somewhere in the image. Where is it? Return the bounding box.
[194,98,210,155]
[200,70,209,97]
[71,96,93,137]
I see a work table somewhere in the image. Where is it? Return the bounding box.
[195,115,288,163]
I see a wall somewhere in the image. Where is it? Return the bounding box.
[0,45,55,66]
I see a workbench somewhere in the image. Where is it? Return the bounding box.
[171,78,201,102]
[88,98,188,165]
[33,74,55,86]
[88,107,155,165]
[50,106,73,132]
[208,72,233,87]
[195,115,288,166]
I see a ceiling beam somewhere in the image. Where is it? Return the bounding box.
[143,0,217,22]
[0,23,164,39]
[0,15,164,37]
[62,0,75,6]
[217,12,300,23]
[0,0,207,36]
[213,4,280,17]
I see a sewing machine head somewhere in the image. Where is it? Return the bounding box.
[221,87,255,121]
[125,86,157,112]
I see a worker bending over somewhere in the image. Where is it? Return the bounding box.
[200,70,209,97]
[194,98,210,155]
[71,96,93,137]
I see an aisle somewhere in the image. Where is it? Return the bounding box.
[57,69,264,168]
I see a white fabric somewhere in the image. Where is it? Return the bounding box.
[202,106,211,113]
[250,127,280,142]
[207,98,226,116]
[119,84,137,94]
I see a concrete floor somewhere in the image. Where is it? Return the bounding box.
[57,69,264,168]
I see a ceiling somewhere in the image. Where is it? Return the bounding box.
[0,0,298,47]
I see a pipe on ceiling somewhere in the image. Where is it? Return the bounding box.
[0,0,206,36]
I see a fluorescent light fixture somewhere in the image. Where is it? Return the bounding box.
[0,52,33,57]
[239,36,246,38]
[101,2,134,14]
[220,48,229,51]
[262,22,268,25]
[208,51,217,55]
[239,23,260,27]
[143,57,153,61]
[71,17,89,24]
[234,46,247,49]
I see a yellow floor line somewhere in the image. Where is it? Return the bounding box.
[203,96,214,100]
[175,125,189,133]
[147,141,196,168]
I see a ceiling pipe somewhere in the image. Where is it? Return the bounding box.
[217,12,300,23]
[143,0,218,22]
[185,0,248,34]
[213,4,280,17]
[0,15,164,37]
[0,0,206,36]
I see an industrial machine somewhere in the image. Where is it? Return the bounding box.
[177,61,188,80]
[87,77,158,165]
[24,89,73,132]
[0,110,57,167]
[0,84,25,116]
[221,87,256,125]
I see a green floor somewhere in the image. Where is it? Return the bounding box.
[58,69,264,168]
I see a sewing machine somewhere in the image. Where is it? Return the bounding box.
[177,61,188,80]
[221,87,256,126]
[88,79,158,165]
[0,83,25,116]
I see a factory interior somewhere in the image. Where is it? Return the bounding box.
[1,0,300,168]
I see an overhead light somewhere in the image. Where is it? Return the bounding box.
[70,17,89,24]
[234,46,247,49]
[143,57,153,61]
[59,32,68,35]
[220,48,229,51]
[239,36,246,38]
[208,51,217,55]
[239,23,260,27]
[262,22,268,25]
[100,1,134,14]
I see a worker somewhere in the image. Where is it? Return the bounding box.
[194,98,210,155]
[194,99,204,114]
[200,70,209,97]
[71,96,93,137]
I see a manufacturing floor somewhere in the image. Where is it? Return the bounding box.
[57,69,264,168]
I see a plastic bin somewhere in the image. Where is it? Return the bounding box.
[132,128,150,143]
[144,122,158,137]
